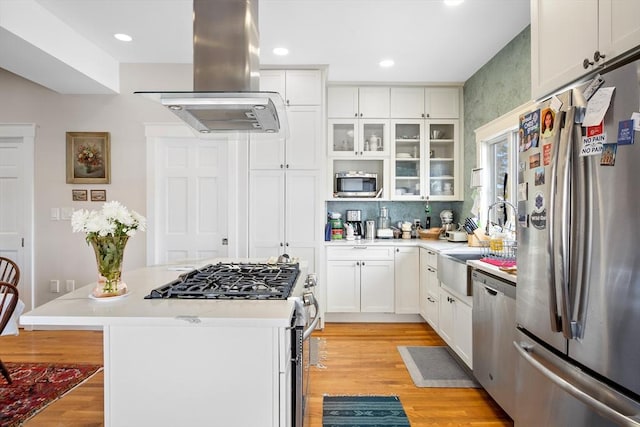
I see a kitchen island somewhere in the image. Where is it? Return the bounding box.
[20,259,303,427]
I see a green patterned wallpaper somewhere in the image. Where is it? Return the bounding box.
[461,25,531,217]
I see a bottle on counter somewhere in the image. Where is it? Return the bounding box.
[425,197,432,229]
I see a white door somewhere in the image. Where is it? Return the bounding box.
[0,124,34,310]
[150,133,229,264]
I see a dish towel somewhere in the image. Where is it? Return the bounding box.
[1,295,25,336]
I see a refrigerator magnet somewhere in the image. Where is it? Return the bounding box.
[541,108,556,139]
[529,153,541,169]
[534,167,545,186]
[531,192,547,230]
[543,143,552,165]
[600,143,617,166]
[519,109,541,152]
[518,182,528,202]
[617,119,635,145]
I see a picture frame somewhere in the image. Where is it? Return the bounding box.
[71,189,88,201]
[90,189,107,202]
[66,132,111,184]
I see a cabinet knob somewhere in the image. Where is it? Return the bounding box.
[285,164,289,169]
[280,242,284,247]
[356,261,360,266]
[286,99,290,106]
[280,164,285,169]
[354,113,358,118]
[361,261,365,266]
[422,113,425,118]
[594,50,606,62]
[583,58,594,69]
[426,113,430,118]
[359,113,363,117]
[396,248,399,252]
[285,242,289,247]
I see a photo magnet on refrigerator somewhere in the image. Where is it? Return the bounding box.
[617,119,635,145]
[531,192,546,230]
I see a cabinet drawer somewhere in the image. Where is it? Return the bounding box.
[421,248,439,268]
[327,246,394,261]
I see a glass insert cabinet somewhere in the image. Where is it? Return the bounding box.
[328,119,390,158]
[390,119,460,200]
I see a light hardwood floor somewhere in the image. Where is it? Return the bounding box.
[2,323,512,426]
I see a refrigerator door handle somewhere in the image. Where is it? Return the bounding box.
[547,109,570,333]
[514,341,640,426]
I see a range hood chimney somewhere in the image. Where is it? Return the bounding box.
[136,0,286,134]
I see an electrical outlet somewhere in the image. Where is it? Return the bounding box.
[66,279,75,292]
[50,279,60,293]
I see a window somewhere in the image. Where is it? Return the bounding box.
[483,132,518,227]
[474,101,534,232]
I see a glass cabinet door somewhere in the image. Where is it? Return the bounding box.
[427,120,460,200]
[391,120,424,199]
[360,119,390,157]
[328,119,359,157]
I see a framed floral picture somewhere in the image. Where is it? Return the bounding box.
[66,132,111,184]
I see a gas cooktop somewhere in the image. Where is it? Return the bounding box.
[145,262,300,300]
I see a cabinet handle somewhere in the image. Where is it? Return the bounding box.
[593,50,606,62]
[427,267,435,272]
[583,58,594,69]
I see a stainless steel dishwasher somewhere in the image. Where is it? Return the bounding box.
[472,268,516,419]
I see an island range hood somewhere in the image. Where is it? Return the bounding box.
[136,0,286,134]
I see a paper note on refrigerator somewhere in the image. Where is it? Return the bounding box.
[582,87,615,127]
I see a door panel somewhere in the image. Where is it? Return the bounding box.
[155,138,228,263]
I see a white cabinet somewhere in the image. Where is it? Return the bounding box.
[394,247,420,314]
[260,69,322,105]
[250,70,323,273]
[249,170,320,273]
[438,286,473,369]
[328,86,390,118]
[390,87,461,119]
[391,119,462,201]
[326,246,395,313]
[531,0,640,99]
[328,118,390,157]
[419,248,439,330]
[251,106,322,170]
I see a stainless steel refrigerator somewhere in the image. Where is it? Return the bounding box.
[515,55,640,426]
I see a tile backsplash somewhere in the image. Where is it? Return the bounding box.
[326,200,464,228]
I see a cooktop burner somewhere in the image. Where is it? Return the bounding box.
[145,262,300,300]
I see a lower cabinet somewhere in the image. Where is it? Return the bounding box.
[394,247,420,314]
[438,286,473,368]
[419,248,439,329]
[326,247,395,313]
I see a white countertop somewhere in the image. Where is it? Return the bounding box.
[325,237,484,254]
[21,259,301,328]
[468,259,517,284]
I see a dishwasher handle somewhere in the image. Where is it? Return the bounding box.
[484,286,499,296]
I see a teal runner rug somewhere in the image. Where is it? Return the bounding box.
[322,395,411,427]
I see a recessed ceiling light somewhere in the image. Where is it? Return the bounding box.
[273,47,289,56]
[444,0,464,6]
[114,33,133,42]
[379,59,395,68]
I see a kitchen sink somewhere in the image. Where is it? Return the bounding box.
[437,252,482,296]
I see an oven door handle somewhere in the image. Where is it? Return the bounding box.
[303,295,320,340]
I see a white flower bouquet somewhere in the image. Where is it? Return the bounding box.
[71,201,146,296]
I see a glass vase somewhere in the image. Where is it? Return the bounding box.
[89,235,129,295]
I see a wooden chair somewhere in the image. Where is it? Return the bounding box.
[0,281,19,383]
[0,256,20,286]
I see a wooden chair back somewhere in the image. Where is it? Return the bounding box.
[0,281,19,335]
[0,257,19,287]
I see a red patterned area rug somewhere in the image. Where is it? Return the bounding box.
[0,362,102,427]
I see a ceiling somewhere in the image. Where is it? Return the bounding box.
[0,0,530,94]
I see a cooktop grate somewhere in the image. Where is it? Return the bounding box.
[145,262,300,300]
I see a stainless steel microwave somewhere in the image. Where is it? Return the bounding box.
[335,172,378,197]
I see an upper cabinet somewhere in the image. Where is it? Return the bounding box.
[390,87,461,119]
[531,0,640,99]
[260,69,322,105]
[328,86,390,118]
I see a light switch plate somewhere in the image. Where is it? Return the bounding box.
[61,207,74,220]
[50,207,60,221]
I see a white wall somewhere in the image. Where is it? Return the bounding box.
[0,63,192,306]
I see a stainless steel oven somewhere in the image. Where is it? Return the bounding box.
[292,274,319,427]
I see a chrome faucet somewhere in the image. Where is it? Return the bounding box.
[486,200,517,235]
